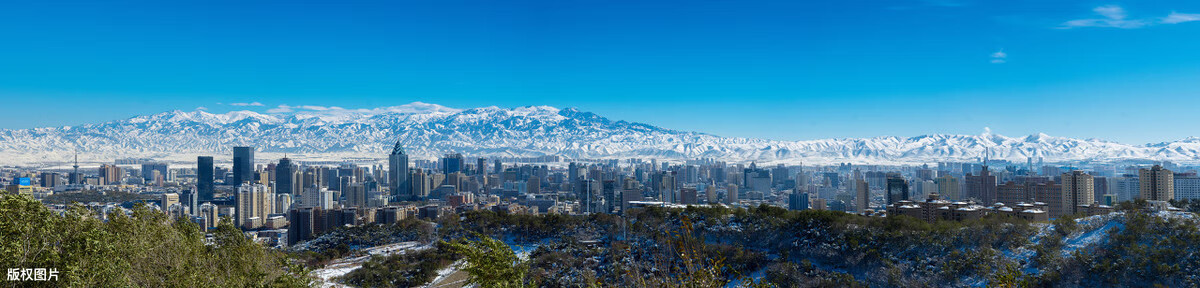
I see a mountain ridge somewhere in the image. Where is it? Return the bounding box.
[2,102,1198,166]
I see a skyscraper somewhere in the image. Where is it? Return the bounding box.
[1062,171,1095,216]
[276,157,296,195]
[1140,165,1174,201]
[885,173,909,205]
[476,158,487,176]
[197,156,214,201]
[442,153,464,174]
[856,179,869,213]
[232,146,255,186]
[388,141,411,201]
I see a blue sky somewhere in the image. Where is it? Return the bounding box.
[2,0,1200,144]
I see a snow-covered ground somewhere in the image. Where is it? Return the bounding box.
[425,260,468,288]
[309,241,429,288]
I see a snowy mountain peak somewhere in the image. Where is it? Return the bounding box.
[1,103,1199,165]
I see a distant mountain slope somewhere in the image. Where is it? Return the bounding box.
[1,102,1197,165]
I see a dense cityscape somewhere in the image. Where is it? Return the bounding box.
[7,139,1200,286]
[8,0,1200,287]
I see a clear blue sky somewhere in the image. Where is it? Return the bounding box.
[2,0,1200,144]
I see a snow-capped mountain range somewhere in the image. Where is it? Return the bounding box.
[2,102,1199,166]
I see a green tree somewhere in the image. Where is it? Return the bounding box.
[445,233,531,288]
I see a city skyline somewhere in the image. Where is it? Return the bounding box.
[4,1,1200,144]
[9,1,1200,287]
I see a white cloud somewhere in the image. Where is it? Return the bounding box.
[298,105,335,111]
[195,106,208,111]
[1061,6,1200,29]
[229,102,265,107]
[1060,5,1148,29]
[990,50,1007,64]
[1163,12,1200,24]
[1093,5,1128,20]
[266,105,294,113]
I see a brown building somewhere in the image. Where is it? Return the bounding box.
[887,194,1050,222]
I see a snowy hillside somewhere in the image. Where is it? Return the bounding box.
[1,102,1198,166]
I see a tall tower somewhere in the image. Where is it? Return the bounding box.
[276,157,296,195]
[197,156,214,201]
[232,147,255,186]
[1140,165,1174,201]
[388,141,411,201]
[1062,171,1095,215]
[70,149,81,185]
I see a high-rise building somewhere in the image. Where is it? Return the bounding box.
[441,153,464,174]
[1175,173,1200,200]
[276,193,293,214]
[197,156,214,201]
[232,147,255,186]
[1062,171,1095,216]
[476,158,487,176]
[182,189,199,216]
[39,172,60,188]
[726,184,739,204]
[1139,165,1174,201]
[577,179,599,213]
[161,193,180,215]
[276,157,297,195]
[603,180,619,213]
[997,181,1029,206]
[388,141,412,201]
[141,162,169,182]
[1031,181,1064,217]
[199,203,220,230]
[789,192,809,211]
[706,184,717,204]
[344,183,367,208]
[965,166,997,204]
[1115,176,1137,201]
[936,174,960,201]
[98,164,123,185]
[885,173,909,205]
[856,179,869,212]
[679,187,698,205]
[236,183,273,229]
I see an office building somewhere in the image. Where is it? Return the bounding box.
[885,173,909,205]
[276,157,297,195]
[789,192,809,211]
[197,156,214,201]
[141,162,169,182]
[233,146,255,186]
[442,153,464,174]
[388,141,411,200]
